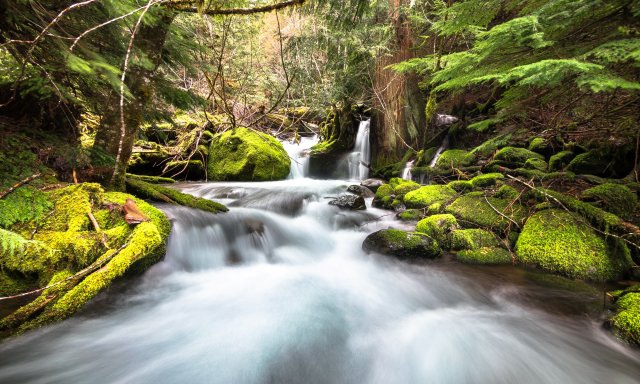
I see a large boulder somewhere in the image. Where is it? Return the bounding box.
[404,185,457,209]
[362,229,440,260]
[445,192,528,233]
[347,184,375,198]
[329,194,366,210]
[208,127,290,181]
[581,183,637,219]
[494,146,544,168]
[415,214,458,249]
[515,209,632,281]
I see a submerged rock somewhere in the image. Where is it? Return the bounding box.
[347,184,375,198]
[208,127,290,181]
[329,194,366,210]
[362,229,440,260]
[360,178,386,193]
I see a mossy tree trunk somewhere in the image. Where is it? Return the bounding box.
[92,11,176,191]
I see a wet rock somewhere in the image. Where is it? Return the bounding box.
[360,178,386,193]
[347,184,375,198]
[362,229,440,260]
[328,194,366,210]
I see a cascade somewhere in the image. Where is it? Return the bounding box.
[429,134,450,167]
[346,120,371,180]
[282,135,318,179]
[401,160,415,180]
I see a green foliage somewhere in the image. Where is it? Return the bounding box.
[0,187,52,229]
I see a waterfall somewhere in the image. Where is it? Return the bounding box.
[401,160,415,180]
[429,134,450,168]
[347,119,371,180]
[282,135,318,179]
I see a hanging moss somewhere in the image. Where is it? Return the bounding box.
[416,214,458,249]
[470,173,504,188]
[450,229,501,251]
[548,150,576,171]
[515,210,631,281]
[404,185,457,209]
[208,127,290,181]
[581,183,637,219]
[456,247,513,265]
[445,192,528,232]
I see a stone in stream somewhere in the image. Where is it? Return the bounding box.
[347,184,375,198]
[329,194,366,210]
[362,229,440,260]
[360,178,386,193]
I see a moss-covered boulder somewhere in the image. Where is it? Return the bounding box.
[372,184,397,210]
[515,209,631,281]
[392,178,420,198]
[445,192,527,233]
[362,229,440,260]
[470,173,504,188]
[416,214,458,248]
[208,127,290,181]
[566,151,612,177]
[435,149,474,169]
[456,247,513,265]
[581,183,637,219]
[404,185,457,209]
[450,229,501,251]
[609,286,640,345]
[494,147,545,167]
[495,185,520,200]
[448,180,473,192]
[397,209,423,221]
[548,150,576,171]
[524,158,548,172]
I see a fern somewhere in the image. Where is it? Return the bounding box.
[0,228,32,259]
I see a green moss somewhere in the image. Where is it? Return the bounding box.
[582,183,637,218]
[397,209,423,221]
[404,185,457,209]
[470,173,504,188]
[456,247,513,265]
[515,210,631,281]
[435,149,474,169]
[0,187,52,229]
[524,158,548,172]
[42,184,103,232]
[446,192,528,232]
[450,229,501,250]
[126,173,176,184]
[549,151,575,171]
[566,151,610,176]
[164,160,205,179]
[495,185,520,200]
[0,270,33,296]
[448,180,474,192]
[416,214,458,248]
[391,178,420,198]
[528,138,547,154]
[470,134,512,157]
[611,290,640,345]
[494,147,544,167]
[427,202,443,215]
[125,179,228,215]
[208,127,290,181]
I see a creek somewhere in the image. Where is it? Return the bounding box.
[1,140,639,383]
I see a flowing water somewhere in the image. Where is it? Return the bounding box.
[429,135,450,168]
[281,135,318,179]
[345,120,371,181]
[1,178,640,384]
[401,160,415,181]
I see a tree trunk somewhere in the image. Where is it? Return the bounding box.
[92,11,175,190]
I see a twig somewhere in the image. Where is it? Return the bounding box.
[483,192,521,229]
[0,173,42,199]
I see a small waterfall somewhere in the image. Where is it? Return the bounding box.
[282,135,318,179]
[347,120,371,180]
[429,134,450,168]
[401,160,415,180]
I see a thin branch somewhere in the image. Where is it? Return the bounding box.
[0,174,42,200]
[166,0,306,15]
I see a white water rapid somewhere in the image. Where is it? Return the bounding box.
[281,135,318,179]
[1,179,639,383]
[401,160,414,180]
[346,120,371,180]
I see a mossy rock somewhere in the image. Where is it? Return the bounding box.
[609,287,640,345]
[494,147,544,167]
[391,178,420,198]
[515,209,631,281]
[397,209,424,221]
[470,134,512,158]
[581,183,637,219]
[445,192,527,233]
[435,149,474,169]
[362,229,440,260]
[416,214,458,249]
[495,185,519,200]
[548,151,575,171]
[528,137,553,156]
[126,179,228,214]
[456,247,513,265]
[450,229,501,251]
[372,184,395,210]
[470,173,504,188]
[448,180,473,192]
[566,151,611,177]
[524,158,548,172]
[0,186,52,229]
[404,185,457,209]
[208,127,290,181]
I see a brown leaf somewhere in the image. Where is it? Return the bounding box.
[124,198,150,225]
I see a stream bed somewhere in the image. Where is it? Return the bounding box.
[1,178,639,383]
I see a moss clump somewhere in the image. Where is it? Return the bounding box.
[528,138,548,154]
[450,229,501,251]
[470,134,512,157]
[548,151,576,171]
[446,192,527,232]
[404,185,457,209]
[397,209,423,221]
[372,184,396,210]
[470,173,504,188]
[610,287,640,345]
[581,183,637,219]
[391,178,420,198]
[515,209,631,281]
[448,180,473,192]
[362,229,440,260]
[566,151,611,176]
[208,127,290,181]
[524,158,548,172]
[495,185,519,200]
[435,150,474,169]
[126,178,228,214]
[416,214,458,248]
[494,147,545,167]
[126,173,175,184]
[0,187,52,229]
[457,247,513,265]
